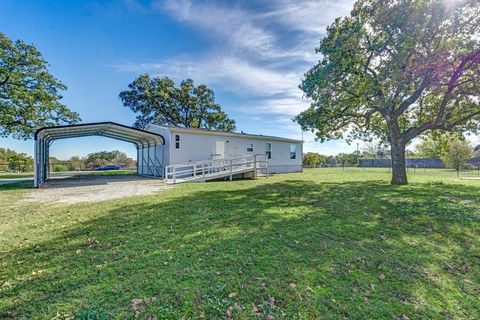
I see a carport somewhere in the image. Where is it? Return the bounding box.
[34,122,165,188]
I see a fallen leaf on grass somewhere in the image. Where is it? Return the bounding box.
[226,306,233,318]
[131,299,143,310]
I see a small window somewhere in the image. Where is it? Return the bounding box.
[290,144,296,159]
[175,134,180,149]
[246,143,254,152]
[266,143,272,159]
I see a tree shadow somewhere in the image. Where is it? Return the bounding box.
[41,174,158,189]
[1,180,479,319]
[0,180,33,190]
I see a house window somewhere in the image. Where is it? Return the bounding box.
[265,143,271,159]
[290,144,296,159]
[246,143,254,152]
[175,134,180,149]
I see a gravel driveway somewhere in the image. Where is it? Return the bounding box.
[22,175,170,204]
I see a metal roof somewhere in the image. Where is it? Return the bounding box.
[147,124,303,143]
[35,122,165,147]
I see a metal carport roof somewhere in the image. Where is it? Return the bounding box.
[34,122,165,187]
[34,121,164,146]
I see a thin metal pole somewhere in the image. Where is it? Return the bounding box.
[34,139,39,187]
[136,147,140,176]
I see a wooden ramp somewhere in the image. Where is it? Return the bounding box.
[164,155,268,184]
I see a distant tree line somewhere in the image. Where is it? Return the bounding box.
[0,148,33,172]
[415,133,479,171]
[50,150,136,172]
[303,134,480,171]
[0,149,135,173]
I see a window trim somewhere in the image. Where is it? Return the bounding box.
[246,143,254,152]
[175,134,180,149]
[289,144,296,160]
[266,143,272,159]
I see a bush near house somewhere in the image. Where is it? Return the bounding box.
[302,152,326,167]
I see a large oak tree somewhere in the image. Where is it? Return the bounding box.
[296,0,480,184]
[0,33,80,139]
[120,75,236,132]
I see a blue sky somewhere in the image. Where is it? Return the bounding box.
[0,0,368,159]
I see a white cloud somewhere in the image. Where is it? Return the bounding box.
[252,96,309,116]
[115,0,363,154]
[262,0,355,34]
[111,55,302,97]
[159,0,278,58]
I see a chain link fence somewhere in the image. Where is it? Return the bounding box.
[305,165,480,179]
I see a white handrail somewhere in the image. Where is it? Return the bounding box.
[165,155,252,169]
[164,154,268,183]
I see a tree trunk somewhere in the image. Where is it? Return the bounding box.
[390,141,408,185]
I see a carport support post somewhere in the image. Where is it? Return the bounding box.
[34,140,39,187]
[136,147,140,175]
[46,141,51,179]
[141,143,145,175]
[147,142,151,175]
[41,139,47,184]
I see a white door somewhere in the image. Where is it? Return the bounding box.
[215,140,225,157]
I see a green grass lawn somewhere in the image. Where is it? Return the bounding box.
[0,172,33,179]
[0,170,137,181]
[0,168,479,319]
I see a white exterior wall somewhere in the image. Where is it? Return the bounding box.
[146,126,303,174]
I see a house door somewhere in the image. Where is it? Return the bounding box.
[215,140,226,157]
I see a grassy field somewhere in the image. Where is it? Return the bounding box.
[0,172,33,179]
[0,168,479,319]
[0,170,137,181]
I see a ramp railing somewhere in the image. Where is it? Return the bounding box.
[164,154,268,184]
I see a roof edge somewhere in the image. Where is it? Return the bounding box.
[34,122,165,144]
[148,125,303,143]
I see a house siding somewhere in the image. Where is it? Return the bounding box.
[146,125,303,174]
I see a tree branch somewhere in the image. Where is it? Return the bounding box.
[0,74,9,86]
[434,48,480,125]
[394,71,432,116]
[444,111,480,130]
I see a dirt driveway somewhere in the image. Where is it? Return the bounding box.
[22,175,170,204]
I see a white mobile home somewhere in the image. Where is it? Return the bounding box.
[33,122,303,187]
[146,125,303,174]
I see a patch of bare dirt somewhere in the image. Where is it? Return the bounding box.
[21,175,170,204]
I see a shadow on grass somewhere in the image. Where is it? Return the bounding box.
[1,180,479,319]
[40,174,159,189]
[0,180,33,190]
